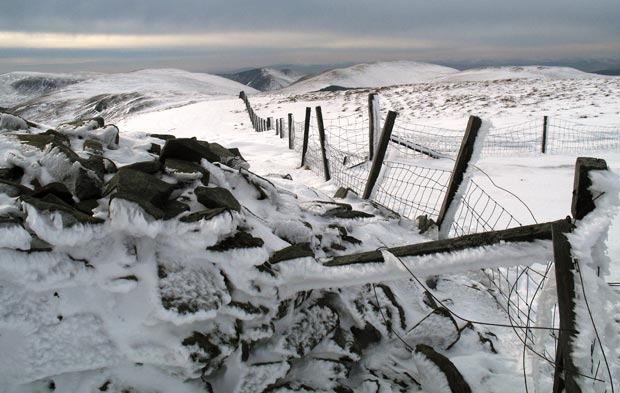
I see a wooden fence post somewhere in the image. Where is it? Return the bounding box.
[268,117,273,131]
[368,93,380,161]
[571,157,608,221]
[542,116,548,153]
[315,106,331,181]
[288,113,294,149]
[300,107,311,167]
[280,118,285,139]
[275,118,279,135]
[362,111,398,199]
[436,116,483,239]
[552,219,581,393]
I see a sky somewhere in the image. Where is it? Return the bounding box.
[1,0,619,74]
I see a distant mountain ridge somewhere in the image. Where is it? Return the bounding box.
[1,68,255,124]
[280,61,459,94]
[219,67,306,91]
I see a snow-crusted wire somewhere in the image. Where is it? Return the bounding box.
[379,249,611,388]
[575,261,615,393]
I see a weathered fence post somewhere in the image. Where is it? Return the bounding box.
[288,113,294,149]
[571,157,608,220]
[268,117,273,131]
[362,111,398,199]
[542,116,548,153]
[275,118,279,135]
[551,219,581,393]
[368,93,381,161]
[315,106,331,181]
[436,116,483,239]
[300,107,311,167]
[280,118,285,139]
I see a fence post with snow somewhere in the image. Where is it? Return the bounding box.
[436,116,484,239]
[542,115,549,153]
[362,110,398,199]
[301,107,311,167]
[288,113,294,149]
[368,92,381,161]
[315,106,331,181]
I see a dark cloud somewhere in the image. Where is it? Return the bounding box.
[1,0,618,72]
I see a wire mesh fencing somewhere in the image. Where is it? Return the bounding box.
[238,92,617,391]
[392,116,620,157]
[547,118,620,153]
[371,161,451,222]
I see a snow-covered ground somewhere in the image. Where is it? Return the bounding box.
[1,65,619,392]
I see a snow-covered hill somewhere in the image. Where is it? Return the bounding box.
[5,69,256,126]
[221,68,306,91]
[0,71,99,109]
[436,65,603,82]
[281,61,458,94]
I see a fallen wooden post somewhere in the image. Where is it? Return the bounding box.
[325,219,563,267]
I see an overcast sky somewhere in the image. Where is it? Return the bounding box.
[1,0,619,73]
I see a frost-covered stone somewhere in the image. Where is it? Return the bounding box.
[22,194,104,226]
[0,178,32,197]
[0,165,24,181]
[278,303,339,357]
[207,230,264,251]
[105,168,175,219]
[180,207,229,223]
[121,159,162,174]
[269,243,314,264]
[29,182,74,205]
[0,113,29,131]
[233,362,291,393]
[195,186,241,212]
[159,138,221,163]
[56,117,120,148]
[83,139,103,154]
[158,262,230,316]
[283,358,349,391]
[164,158,210,184]
[15,129,70,150]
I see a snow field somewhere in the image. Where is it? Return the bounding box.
[1,64,619,392]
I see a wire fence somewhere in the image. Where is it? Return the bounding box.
[390,116,620,158]
[239,91,618,392]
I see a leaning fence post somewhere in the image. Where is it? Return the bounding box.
[542,116,548,153]
[551,219,581,393]
[315,106,331,181]
[300,107,311,167]
[288,113,294,149]
[436,116,483,239]
[280,118,285,139]
[362,111,398,199]
[368,93,381,161]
